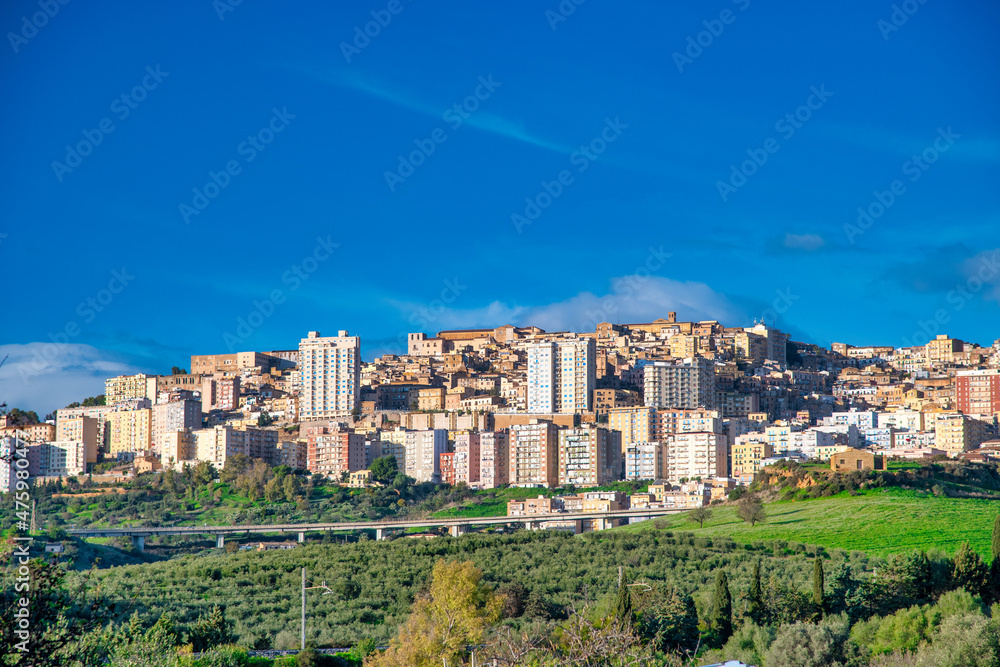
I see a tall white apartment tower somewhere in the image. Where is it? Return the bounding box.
[527,338,596,414]
[298,330,361,420]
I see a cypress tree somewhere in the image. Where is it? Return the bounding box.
[747,561,763,625]
[813,558,825,617]
[710,570,732,644]
[993,514,1000,561]
[612,570,633,627]
[990,515,1000,604]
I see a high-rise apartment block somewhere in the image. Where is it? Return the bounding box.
[478,430,509,489]
[608,406,657,447]
[201,374,240,411]
[526,338,596,414]
[151,399,202,446]
[108,408,152,457]
[625,442,665,481]
[956,369,1000,418]
[105,374,156,405]
[55,416,100,465]
[57,406,114,452]
[556,426,620,487]
[453,431,481,485]
[510,420,560,487]
[404,429,448,483]
[194,426,246,468]
[643,358,716,410]
[667,432,728,484]
[306,425,366,477]
[298,331,360,419]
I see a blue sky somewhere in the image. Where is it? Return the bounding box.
[1,0,998,414]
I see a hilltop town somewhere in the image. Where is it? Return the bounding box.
[4,313,999,523]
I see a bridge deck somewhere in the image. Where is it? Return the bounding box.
[67,508,682,538]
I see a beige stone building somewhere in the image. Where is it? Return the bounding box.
[108,408,152,456]
[510,420,560,487]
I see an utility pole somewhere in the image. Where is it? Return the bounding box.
[300,567,333,653]
[301,567,306,651]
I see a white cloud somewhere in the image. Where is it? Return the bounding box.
[389,275,747,337]
[783,233,826,251]
[0,343,146,415]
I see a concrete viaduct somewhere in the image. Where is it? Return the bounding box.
[67,507,683,551]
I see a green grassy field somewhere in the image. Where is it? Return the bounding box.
[432,482,649,519]
[619,488,1000,558]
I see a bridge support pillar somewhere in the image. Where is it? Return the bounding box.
[449,524,467,538]
[573,520,583,535]
[375,528,385,541]
[216,534,225,549]
[298,531,305,543]
[132,536,144,552]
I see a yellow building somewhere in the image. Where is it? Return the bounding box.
[608,406,656,446]
[108,408,152,456]
[816,444,850,461]
[105,374,156,405]
[731,436,773,478]
[935,413,993,455]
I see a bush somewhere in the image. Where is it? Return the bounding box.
[765,613,864,667]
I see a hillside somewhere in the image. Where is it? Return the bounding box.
[621,487,1000,557]
[79,529,843,649]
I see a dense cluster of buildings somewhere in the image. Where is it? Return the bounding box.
[3,318,1000,515]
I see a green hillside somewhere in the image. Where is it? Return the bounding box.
[620,488,1000,557]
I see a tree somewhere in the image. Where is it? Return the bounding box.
[636,586,699,654]
[170,366,188,375]
[497,582,529,618]
[689,505,712,528]
[737,494,766,526]
[257,410,273,426]
[812,558,825,619]
[765,614,863,667]
[283,474,300,502]
[0,559,115,666]
[710,570,733,645]
[952,542,989,598]
[612,571,633,628]
[367,560,502,667]
[370,455,399,484]
[747,561,764,625]
[188,605,235,651]
[990,514,1000,604]
[1,407,40,426]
